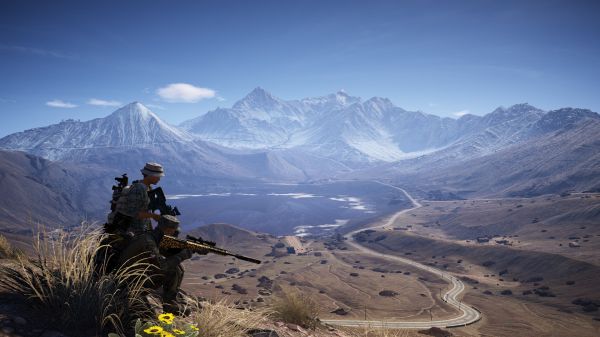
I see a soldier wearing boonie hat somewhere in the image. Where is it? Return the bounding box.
[114,162,165,235]
[155,214,192,314]
[117,213,194,315]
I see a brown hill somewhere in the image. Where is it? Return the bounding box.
[0,150,82,233]
[0,149,118,234]
[358,229,600,311]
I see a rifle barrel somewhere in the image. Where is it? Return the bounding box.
[161,235,261,264]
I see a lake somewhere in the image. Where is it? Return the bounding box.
[166,180,411,237]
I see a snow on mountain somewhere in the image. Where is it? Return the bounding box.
[4,89,595,186]
[0,102,193,160]
[0,101,353,184]
[180,89,562,165]
[180,87,309,149]
[531,107,600,134]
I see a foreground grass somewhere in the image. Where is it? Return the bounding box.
[187,298,269,337]
[0,227,272,336]
[0,226,153,336]
[0,234,22,259]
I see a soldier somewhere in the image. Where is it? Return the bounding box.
[96,163,166,274]
[113,162,166,235]
[117,214,201,315]
[112,163,202,314]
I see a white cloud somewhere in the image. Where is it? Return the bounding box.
[88,98,122,107]
[156,83,216,103]
[216,96,226,102]
[453,110,470,117]
[46,100,77,108]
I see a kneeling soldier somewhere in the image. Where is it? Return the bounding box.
[118,214,204,315]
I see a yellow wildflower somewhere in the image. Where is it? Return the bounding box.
[158,313,175,324]
[189,324,199,331]
[172,329,185,335]
[160,331,175,337]
[143,325,164,335]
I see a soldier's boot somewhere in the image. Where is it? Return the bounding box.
[162,264,191,316]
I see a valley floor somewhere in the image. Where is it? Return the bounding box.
[181,191,600,336]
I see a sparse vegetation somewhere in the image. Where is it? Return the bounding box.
[186,298,269,337]
[231,284,247,294]
[524,276,544,283]
[482,260,496,267]
[0,234,22,259]
[331,307,349,315]
[533,287,556,297]
[379,290,398,297]
[271,290,319,329]
[572,298,600,313]
[0,226,152,336]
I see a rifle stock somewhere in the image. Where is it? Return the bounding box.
[160,235,261,264]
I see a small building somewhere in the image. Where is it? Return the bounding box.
[477,237,490,243]
[286,246,296,254]
[569,242,581,248]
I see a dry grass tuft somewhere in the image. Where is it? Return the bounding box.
[271,290,320,329]
[184,297,270,337]
[0,225,154,336]
[0,234,22,259]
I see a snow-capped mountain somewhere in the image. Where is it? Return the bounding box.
[1,90,598,189]
[179,87,363,150]
[181,88,553,164]
[353,106,600,197]
[0,102,351,185]
[0,102,192,160]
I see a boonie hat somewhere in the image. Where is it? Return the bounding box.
[141,162,165,177]
[159,214,180,230]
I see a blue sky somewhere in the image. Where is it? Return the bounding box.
[1,0,599,137]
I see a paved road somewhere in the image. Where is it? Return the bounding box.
[322,181,481,329]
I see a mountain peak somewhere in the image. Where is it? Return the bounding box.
[233,87,282,110]
[492,103,541,114]
[109,101,157,120]
[487,103,544,124]
[246,87,275,100]
[330,90,359,106]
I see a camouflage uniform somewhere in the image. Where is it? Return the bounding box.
[115,181,152,235]
[117,215,194,314]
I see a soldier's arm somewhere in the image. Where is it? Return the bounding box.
[137,211,161,221]
[130,184,161,221]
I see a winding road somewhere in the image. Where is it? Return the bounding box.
[321,181,481,329]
